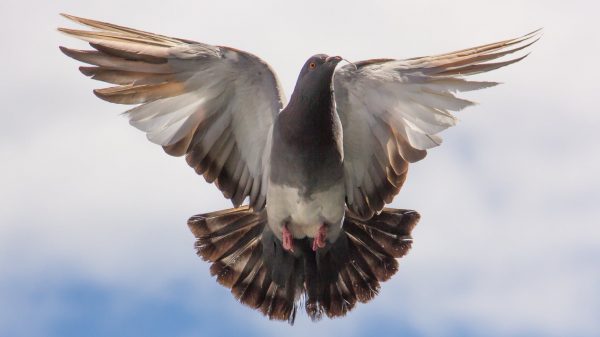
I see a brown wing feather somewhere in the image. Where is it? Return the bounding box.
[404,29,540,64]
[78,66,177,85]
[59,46,173,73]
[60,14,282,211]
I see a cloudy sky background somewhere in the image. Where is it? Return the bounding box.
[1,0,599,336]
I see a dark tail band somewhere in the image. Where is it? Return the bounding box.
[188,206,419,324]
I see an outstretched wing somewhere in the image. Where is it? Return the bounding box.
[59,14,285,210]
[334,30,540,219]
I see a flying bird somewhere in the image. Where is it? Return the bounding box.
[59,13,539,323]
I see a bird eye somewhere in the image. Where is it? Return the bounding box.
[309,62,316,70]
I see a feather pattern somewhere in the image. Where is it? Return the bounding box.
[188,206,419,323]
[335,29,540,219]
[60,15,538,323]
[59,14,286,210]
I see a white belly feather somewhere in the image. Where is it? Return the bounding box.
[266,181,345,240]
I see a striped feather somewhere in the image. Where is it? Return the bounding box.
[59,46,172,73]
[60,13,190,46]
[93,81,186,104]
[60,14,283,211]
[188,206,419,323]
[336,29,539,219]
[79,66,178,85]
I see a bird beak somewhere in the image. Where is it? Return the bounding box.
[325,55,342,64]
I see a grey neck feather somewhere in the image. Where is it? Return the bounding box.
[269,68,344,194]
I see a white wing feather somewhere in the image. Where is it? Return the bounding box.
[59,14,285,209]
[335,30,540,219]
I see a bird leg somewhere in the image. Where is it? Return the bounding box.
[282,224,294,252]
[312,224,327,251]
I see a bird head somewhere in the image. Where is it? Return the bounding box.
[300,54,342,78]
[290,54,342,103]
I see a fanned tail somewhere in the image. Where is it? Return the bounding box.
[307,208,419,319]
[188,206,300,324]
[188,206,419,323]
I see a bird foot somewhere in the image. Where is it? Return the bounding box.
[282,224,294,252]
[312,224,327,251]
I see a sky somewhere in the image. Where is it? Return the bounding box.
[1,0,599,336]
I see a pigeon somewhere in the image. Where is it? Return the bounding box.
[59,13,539,323]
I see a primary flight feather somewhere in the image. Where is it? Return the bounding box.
[59,13,539,323]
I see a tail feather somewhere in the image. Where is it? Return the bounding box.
[344,220,399,282]
[189,206,261,263]
[345,243,381,302]
[360,209,419,258]
[235,259,269,308]
[187,206,420,324]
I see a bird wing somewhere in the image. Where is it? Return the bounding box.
[59,14,285,210]
[334,30,540,219]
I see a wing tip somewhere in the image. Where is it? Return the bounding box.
[92,88,120,103]
[58,45,72,56]
[56,27,72,36]
[510,52,531,65]
[59,13,87,31]
[57,27,91,40]
[59,13,94,27]
[524,27,544,39]
[78,66,95,77]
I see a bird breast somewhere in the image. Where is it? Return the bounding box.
[266,181,345,240]
[266,97,345,240]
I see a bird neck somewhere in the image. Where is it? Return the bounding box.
[287,79,336,124]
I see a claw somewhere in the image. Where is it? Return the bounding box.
[312,224,327,251]
[282,224,294,252]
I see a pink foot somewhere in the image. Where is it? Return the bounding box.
[282,225,294,252]
[312,224,327,251]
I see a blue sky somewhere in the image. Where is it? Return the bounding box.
[1,0,599,336]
